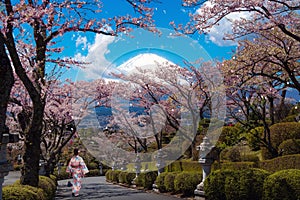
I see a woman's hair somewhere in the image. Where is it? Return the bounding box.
[74,148,79,155]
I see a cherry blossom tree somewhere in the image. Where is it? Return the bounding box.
[41,78,118,175]
[220,58,295,158]
[0,0,157,186]
[225,28,300,93]
[40,81,75,176]
[178,0,300,42]
[111,62,213,160]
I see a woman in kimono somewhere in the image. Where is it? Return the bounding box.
[66,148,89,197]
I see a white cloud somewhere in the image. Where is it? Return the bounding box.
[76,34,115,80]
[196,2,252,46]
[76,35,88,50]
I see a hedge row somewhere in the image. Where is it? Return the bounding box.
[263,169,300,200]
[204,168,270,200]
[259,122,300,159]
[164,160,201,172]
[204,169,300,200]
[156,171,202,196]
[105,170,158,190]
[214,161,257,170]
[278,139,300,156]
[3,175,57,200]
[106,170,202,197]
[213,154,300,173]
[259,154,300,173]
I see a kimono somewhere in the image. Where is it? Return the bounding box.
[66,155,89,196]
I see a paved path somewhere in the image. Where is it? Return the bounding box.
[55,176,191,200]
[3,171,21,186]
[4,171,204,200]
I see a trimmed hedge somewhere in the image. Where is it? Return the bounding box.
[219,161,257,170]
[3,185,45,200]
[174,171,202,196]
[204,168,270,200]
[217,126,241,148]
[204,169,234,200]
[38,176,57,199]
[259,154,300,173]
[164,160,201,172]
[269,122,300,149]
[220,146,241,162]
[155,172,168,192]
[225,169,270,200]
[263,169,300,200]
[105,170,121,183]
[118,171,136,185]
[87,162,98,170]
[135,171,158,189]
[164,172,178,192]
[278,139,300,156]
[3,175,57,200]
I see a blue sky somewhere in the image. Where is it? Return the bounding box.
[59,0,239,82]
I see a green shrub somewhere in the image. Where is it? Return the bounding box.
[111,170,121,183]
[204,169,234,200]
[278,139,300,156]
[3,185,45,200]
[281,114,299,122]
[247,127,264,151]
[223,146,241,162]
[220,161,257,170]
[104,170,121,182]
[174,171,202,196]
[164,172,178,192]
[269,122,300,149]
[87,162,98,170]
[135,171,157,189]
[118,171,127,183]
[164,160,201,172]
[38,176,56,199]
[204,168,270,200]
[224,169,270,200]
[263,169,300,200]
[49,175,58,186]
[124,172,136,185]
[155,172,168,192]
[259,154,300,173]
[105,170,112,181]
[217,126,241,148]
[241,154,260,163]
[261,147,274,160]
[86,169,100,177]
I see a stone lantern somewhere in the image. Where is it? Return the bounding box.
[120,160,127,171]
[111,161,117,171]
[194,136,215,198]
[132,154,142,185]
[155,149,166,175]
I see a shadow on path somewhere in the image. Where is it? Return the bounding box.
[55,176,183,200]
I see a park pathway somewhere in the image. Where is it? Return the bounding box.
[55,176,196,200]
[4,171,203,199]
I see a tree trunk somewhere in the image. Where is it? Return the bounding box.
[20,103,44,186]
[44,153,56,177]
[0,38,14,140]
